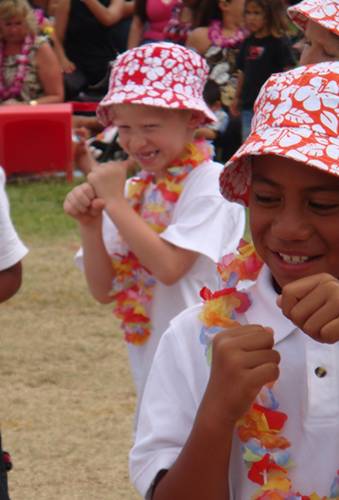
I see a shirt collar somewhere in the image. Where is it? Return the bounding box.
[244,265,297,344]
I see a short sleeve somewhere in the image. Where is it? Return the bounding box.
[0,168,28,271]
[160,162,245,262]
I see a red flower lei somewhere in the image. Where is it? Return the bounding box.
[199,241,339,499]
[0,34,34,100]
[110,139,213,345]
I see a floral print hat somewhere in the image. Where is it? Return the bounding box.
[97,42,217,127]
[287,0,339,36]
[219,61,339,206]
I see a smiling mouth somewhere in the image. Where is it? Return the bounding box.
[276,252,319,264]
[136,150,159,162]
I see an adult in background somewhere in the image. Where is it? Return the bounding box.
[54,0,125,100]
[0,0,63,105]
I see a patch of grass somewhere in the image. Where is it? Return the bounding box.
[6,177,82,241]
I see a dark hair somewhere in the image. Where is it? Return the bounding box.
[245,0,290,36]
[194,0,222,27]
[203,79,221,106]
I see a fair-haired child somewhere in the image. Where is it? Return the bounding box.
[288,0,339,65]
[231,0,295,141]
[0,166,28,500]
[130,61,339,499]
[63,42,246,401]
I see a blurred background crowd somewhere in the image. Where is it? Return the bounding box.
[0,0,307,164]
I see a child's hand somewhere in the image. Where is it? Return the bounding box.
[87,160,130,204]
[277,273,339,344]
[63,182,105,225]
[201,325,280,428]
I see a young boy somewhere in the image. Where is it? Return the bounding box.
[129,61,339,499]
[64,42,245,401]
[288,0,339,65]
[0,166,28,500]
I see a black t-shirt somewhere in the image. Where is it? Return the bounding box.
[237,34,295,110]
[64,0,117,83]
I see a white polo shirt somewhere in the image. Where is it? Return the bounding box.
[130,265,339,499]
[0,167,28,271]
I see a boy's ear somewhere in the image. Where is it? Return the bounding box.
[188,110,204,129]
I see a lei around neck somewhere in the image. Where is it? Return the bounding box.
[0,34,34,101]
[110,139,213,345]
[199,241,339,499]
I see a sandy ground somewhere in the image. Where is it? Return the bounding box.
[0,239,140,499]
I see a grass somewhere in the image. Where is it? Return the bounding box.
[7,177,81,241]
[3,177,138,500]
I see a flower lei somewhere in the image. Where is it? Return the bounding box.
[208,20,248,49]
[0,34,34,100]
[199,240,339,499]
[111,139,213,345]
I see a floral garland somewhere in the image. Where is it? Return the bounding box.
[208,20,248,49]
[199,240,339,499]
[0,34,34,100]
[110,139,213,345]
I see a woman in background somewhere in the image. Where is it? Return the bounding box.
[0,0,63,105]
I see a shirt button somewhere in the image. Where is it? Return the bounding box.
[315,366,327,378]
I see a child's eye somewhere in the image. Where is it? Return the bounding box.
[309,201,339,212]
[254,193,280,205]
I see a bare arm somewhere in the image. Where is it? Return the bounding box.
[81,0,124,26]
[186,27,210,55]
[0,262,22,303]
[35,42,64,103]
[127,14,144,48]
[54,0,76,72]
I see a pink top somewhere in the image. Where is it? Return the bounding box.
[143,0,179,41]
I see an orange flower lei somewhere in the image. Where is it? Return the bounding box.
[199,241,339,499]
[110,139,213,345]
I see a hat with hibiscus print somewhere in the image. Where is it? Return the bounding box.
[219,61,339,206]
[288,0,339,36]
[96,42,216,127]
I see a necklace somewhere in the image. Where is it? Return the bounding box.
[111,139,213,345]
[208,20,247,49]
[0,34,34,101]
[199,240,339,499]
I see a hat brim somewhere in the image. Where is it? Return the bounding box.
[288,2,339,36]
[96,85,217,127]
[220,125,339,206]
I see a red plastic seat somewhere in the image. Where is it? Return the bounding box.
[0,103,73,181]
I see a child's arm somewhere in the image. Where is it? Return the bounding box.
[151,325,280,500]
[127,14,144,48]
[63,182,114,303]
[0,263,22,303]
[277,273,339,344]
[87,162,199,286]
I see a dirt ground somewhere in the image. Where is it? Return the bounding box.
[0,239,140,499]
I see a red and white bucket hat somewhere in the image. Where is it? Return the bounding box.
[97,42,216,127]
[288,0,339,36]
[220,61,339,206]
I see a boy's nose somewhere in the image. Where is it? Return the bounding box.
[271,210,312,241]
[129,133,147,151]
